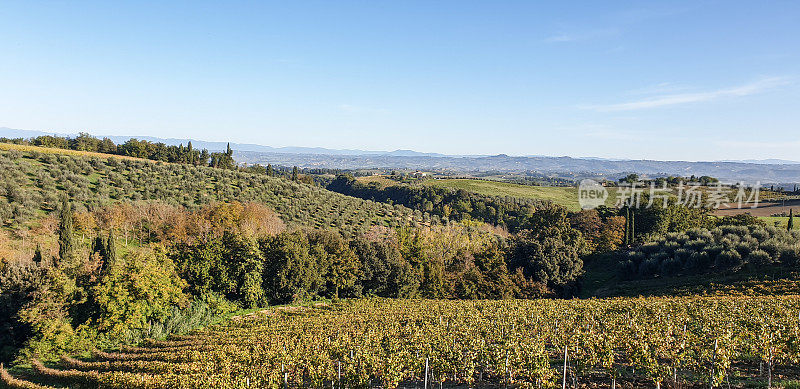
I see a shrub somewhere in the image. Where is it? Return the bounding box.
[619,225,796,279]
[715,249,743,270]
[746,249,773,267]
[92,248,188,343]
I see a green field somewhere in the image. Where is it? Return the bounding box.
[354,175,399,188]
[760,216,799,230]
[423,178,617,211]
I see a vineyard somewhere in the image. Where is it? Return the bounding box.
[2,297,799,388]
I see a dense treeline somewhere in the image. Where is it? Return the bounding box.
[1,133,238,169]
[619,173,719,186]
[0,149,418,234]
[620,197,713,242]
[328,174,551,232]
[327,174,714,246]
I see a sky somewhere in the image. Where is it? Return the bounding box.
[1,1,798,161]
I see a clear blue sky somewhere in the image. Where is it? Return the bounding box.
[1,1,798,160]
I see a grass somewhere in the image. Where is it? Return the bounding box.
[760,216,799,230]
[422,178,618,211]
[354,175,399,188]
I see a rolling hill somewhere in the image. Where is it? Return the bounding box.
[0,143,420,235]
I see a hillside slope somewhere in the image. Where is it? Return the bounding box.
[0,144,419,234]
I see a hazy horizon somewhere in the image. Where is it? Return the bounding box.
[5,126,800,165]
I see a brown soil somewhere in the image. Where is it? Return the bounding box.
[713,199,800,217]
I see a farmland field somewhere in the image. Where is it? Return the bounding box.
[0,141,143,161]
[4,297,799,389]
[422,179,593,211]
[715,200,800,218]
[761,216,800,230]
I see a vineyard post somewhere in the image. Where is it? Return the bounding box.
[709,339,717,389]
[767,348,772,389]
[284,372,288,389]
[424,357,429,389]
[562,345,568,389]
[505,349,509,388]
[337,360,341,389]
[676,323,686,386]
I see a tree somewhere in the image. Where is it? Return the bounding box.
[789,209,794,231]
[93,248,187,339]
[187,141,194,164]
[309,230,361,298]
[266,164,274,177]
[596,216,626,252]
[507,205,586,295]
[91,235,108,265]
[508,227,584,291]
[260,231,323,304]
[620,174,639,184]
[291,166,299,182]
[105,230,117,266]
[32,244,44,264]
[570,209,602,252]
[225,234,265,308]
[57,198,75,266]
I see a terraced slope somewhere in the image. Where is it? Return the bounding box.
[0,146,419,234]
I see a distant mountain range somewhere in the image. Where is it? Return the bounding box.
[0,127,446,157]
[2,127,800,183]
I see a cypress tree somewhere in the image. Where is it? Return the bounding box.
[630,210,635,243]
[32,244,43,264]
[291,166,299,182]
[267,164,274,177]
[789,209,794,231]
[58,197,75,265]
[92,235,107,260]
[106,230,117,265]
[624,207,630,245]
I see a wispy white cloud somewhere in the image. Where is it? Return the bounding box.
[584,77,791,112]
